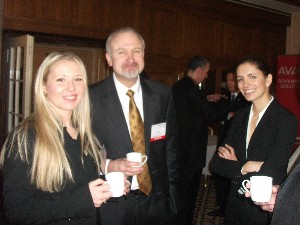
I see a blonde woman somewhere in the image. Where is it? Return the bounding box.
[0,52,112,224]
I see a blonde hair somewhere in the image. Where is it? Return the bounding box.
[0,52,103,192]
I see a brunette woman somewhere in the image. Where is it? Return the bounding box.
[213,56,298,225]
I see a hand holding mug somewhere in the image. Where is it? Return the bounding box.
[245,183,279,212]
[105,172,125,197]
[89,178,112,207]
[126,152,148,167]
[107,158,143,176]
[242,176,273,202]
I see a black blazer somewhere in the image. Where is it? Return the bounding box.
[214,99,298,184]
[172,76,221,169]
[89,75,179,224]
[213,99,298,224]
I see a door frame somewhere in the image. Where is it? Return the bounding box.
[0,0,4,146]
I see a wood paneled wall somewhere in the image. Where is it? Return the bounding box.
[3,0,290,84]
[0,0,291,145]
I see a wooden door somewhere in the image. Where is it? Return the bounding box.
[6,35,34,132]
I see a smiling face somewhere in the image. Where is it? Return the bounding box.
[237,62,272,104]
[106,31,145,86]
[43,60,86,119]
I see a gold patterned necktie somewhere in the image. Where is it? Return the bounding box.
[126,89,152,195]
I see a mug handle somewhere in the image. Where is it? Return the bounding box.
[141,155,148,166]
[242,179,251,193]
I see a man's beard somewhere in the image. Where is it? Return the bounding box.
[121,70,140,80]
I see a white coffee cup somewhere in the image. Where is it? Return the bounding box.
[105,172,125,197]
[242,176,273,202]
[126,152,148,167]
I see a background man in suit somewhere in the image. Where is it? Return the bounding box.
[209,71,250,217]
[172,56,225,225]
[89,27,179,225]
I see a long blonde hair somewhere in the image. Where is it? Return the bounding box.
[0,52,103,192]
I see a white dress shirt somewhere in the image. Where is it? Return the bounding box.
[113,74,143,190]
[245,96,274,157]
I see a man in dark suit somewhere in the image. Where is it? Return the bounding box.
[172,56,224,225]
[210,71,250,216]
[89,27,179,225]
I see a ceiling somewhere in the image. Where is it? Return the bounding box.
[226,0,300,15]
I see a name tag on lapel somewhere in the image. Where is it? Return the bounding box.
[150,122,166,142]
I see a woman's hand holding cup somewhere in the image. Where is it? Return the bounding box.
[89,178,112,207]
[242,176,273,202]
[245,182,279,212]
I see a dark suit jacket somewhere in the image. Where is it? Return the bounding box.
[172,76,221,171]
[213,99,298,224]
[271,161,300,225]
[89,75,179,224]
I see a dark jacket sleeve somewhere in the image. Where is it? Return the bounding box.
[212,108,247,179]
[165,91,180,214]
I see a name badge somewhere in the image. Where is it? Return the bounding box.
[151,122,166,142]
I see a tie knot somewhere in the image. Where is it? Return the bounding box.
[126,89,134,98]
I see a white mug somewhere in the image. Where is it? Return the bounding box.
[105,172,125,197]
[242,176,273,202]
[126,152,148,167]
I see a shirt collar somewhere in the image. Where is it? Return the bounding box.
[249,96,274,119]
[113,73,141,96]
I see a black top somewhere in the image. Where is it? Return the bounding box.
[2,127,100,225]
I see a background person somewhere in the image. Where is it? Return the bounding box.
[0,52,111,225]
[172,56,226,225]
[213,56,298,225]
[89,27,179,225]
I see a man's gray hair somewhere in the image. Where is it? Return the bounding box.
[106,27,145,56]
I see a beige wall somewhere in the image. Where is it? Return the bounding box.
[286,12,300,54]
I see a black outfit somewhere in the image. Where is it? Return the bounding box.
[2,127,100,225]
[89,75,179,225]
[212,92,250,214]
[172,76,225,225]
[271,161,300,225]
[213,99,298,225]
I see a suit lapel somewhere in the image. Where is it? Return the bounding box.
[101,77,133,150]
[141,79,154,155]
[248,100,276,150]
[248,99,277,156]
[239,107,250,159]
